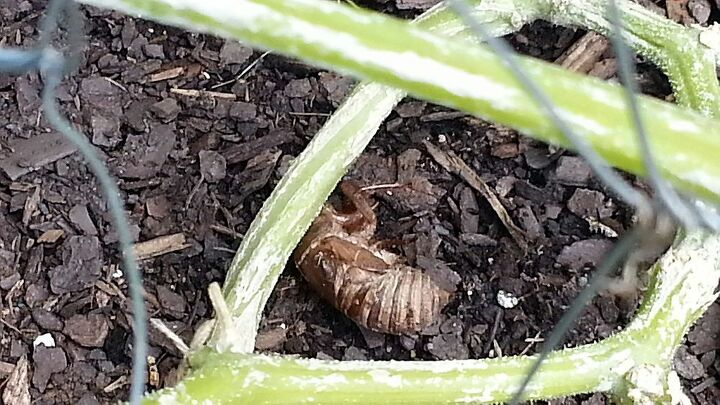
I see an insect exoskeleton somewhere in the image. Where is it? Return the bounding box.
[293,181,453,335]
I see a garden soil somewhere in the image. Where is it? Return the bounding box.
[0,0,718,403]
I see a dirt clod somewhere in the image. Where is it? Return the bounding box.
[555,156,592,186]
[49,236,103,294]
[32,345,67,392]
[198,150,227,183]
[556,239,613,271]
[63,314,110,348]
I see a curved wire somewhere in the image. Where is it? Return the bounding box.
[0,49,44,74]
[35,1,148,403]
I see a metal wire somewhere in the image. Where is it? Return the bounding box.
[1,0,148,403]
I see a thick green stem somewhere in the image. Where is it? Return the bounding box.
[78,0,720,204]
[140,232,720,404]
[544,0,720,115]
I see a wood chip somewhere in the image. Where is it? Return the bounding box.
[222,130,294,165]
[0,361,16,377]
[554,32,610,74]
[132,233,191,260]
[2,355,30,405]
[103,375,128,393]
[148,66,185,82]
[37,229,64,244]
[0,133,77,181]
[170,87,236,100]
[21,186,40,225]
[424,141,528,249]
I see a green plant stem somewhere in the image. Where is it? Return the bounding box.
[139,231,720,404]
[545,0,720,116]
[78,0,720,204]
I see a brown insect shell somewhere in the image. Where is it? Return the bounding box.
[294,197,451,335]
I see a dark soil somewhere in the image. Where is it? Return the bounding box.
[0,0,718,404]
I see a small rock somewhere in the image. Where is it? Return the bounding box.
[523,146,553,169]
[220,41,253,65]
[440,317,463,335]
[555,156,592,186]
[77,393,101,405]
[396,148,421,183]
[427,334,469,360]
[25,284,49,308]
[688,0,711,24]
[315,352,335,361]
[0,272,20,290]
[0,249,14,276]
[497,290,519,309]
[32,333,55,348]
[460,233,497,247]
[156,285,186,316]
[69,204,98,236]
[116,124,177,180]
[32,309,64,331]
[688,303,720,354]
[557,239,613,271]
[90,114,121,147]
[359,327,385,349]
[199,150,227,183]
[466,324,487,356]
[567,188,606,218]
[254,328,287,351]
[80,76,121,106]
[15,76,40,122]
[459,187,479,234]
[49,236,103,294]
[416,255,460,292]
[150,98,181,122]
[598,297,619,323]
[491,143,520,159]
[517,205,544,241]
[399,335,417,351]
[284,78,312,98]
[121,20,137,49]
[318,72,353,106]
[31,345,66,392]
[395,101,426,118]
[396,0,440,10]
[124,100,148,132]
[342,346,368,361]
[674,346,705,380]
[146,196,170,218]
[143,43,165,59]
[63,314,110,347]
[3,355,30,405]
[228,101,257,121]
[544,204,562,220]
